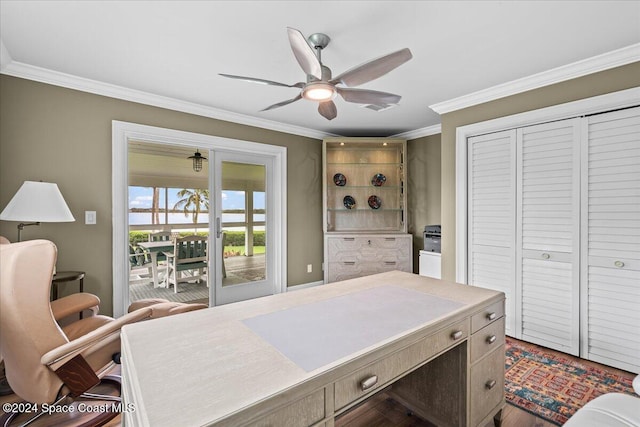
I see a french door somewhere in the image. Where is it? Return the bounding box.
[211,151,277,305]
[113,121,286,317]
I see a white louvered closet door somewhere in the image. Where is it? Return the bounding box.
[583,106,640,373]
[468,130,517,336]
[517,119,581,355]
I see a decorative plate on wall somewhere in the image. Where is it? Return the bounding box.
[371,173,386,186]
[368,195,382,209]
[334,173,347,186]
[343,195,356,209]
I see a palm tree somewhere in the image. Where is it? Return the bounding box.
[173,188,209,223]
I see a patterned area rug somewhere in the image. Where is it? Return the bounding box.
[505,337,636,425]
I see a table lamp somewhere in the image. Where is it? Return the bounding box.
[0,181,75,241]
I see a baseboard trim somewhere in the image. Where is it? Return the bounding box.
[287,280,324,291]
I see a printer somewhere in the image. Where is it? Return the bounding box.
[423,225,441,253]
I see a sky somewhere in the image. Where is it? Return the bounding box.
[129,186,265,211]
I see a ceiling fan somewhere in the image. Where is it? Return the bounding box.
[220,28,413,120]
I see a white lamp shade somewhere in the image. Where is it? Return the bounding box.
[0,181,75,222]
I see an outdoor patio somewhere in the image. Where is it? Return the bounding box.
[129,253,266,305]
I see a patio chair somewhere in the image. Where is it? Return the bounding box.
[164,235,208,293]
[149,231,172,262]
[129,244,152,285]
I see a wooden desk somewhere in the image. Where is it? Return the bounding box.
[121,271,505,427]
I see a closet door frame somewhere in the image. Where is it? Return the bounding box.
[456,87,640,284]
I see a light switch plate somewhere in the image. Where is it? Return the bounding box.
[85,211,96,225]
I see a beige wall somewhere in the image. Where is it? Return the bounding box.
[407,133,441,271]
[439,62,640,282]
[0,75,324,315]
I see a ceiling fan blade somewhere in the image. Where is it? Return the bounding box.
[336,87,401,105]
[331,48,413,87]
[318,100,337,120]
[219,73,304,88]
[261,94,303,111]
[287,27,322,80]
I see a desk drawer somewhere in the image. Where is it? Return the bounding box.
[247,389,325,427]
[471,300,504,333]
[334,319,468,410]
[470,317,505,364]
[470,346,504,427]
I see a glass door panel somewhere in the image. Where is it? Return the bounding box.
[214,152,274,305]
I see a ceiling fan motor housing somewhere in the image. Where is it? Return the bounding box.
[308,33,331,50]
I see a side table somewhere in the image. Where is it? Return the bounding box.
[52,271,85,300]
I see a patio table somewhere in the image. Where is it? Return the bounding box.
[137,240,174,288]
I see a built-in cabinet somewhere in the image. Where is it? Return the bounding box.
[467,106,640,373]
[323,138,412,283]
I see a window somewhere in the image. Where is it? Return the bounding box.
[128,186,209,226]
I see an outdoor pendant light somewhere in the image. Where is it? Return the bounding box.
[189,150,207,172]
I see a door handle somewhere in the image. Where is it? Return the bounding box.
[216,217,222,238]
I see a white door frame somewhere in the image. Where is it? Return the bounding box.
[112,121,287,317]
[455,86,640,284]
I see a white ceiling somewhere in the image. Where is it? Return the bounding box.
[1,1,639,139]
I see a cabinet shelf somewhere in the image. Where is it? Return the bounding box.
[327,162,403,166]
[323,138,407,234]
[327,208,404,212]
[327,186,401,190]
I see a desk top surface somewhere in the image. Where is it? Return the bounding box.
[121,271,503,426]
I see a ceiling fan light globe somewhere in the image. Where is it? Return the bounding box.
[302,82,336,102]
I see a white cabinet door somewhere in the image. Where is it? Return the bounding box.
[468,130,517,336]
[517,119,581,355]
[583,106,640,373]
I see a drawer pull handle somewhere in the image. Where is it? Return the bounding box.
[343,261,356,265]
[344,238,355,241]
[485,380,497,390]
[486,335,497,344]
[451,330,464,340]
[384,261,396,265]
[486,312,497,321]
[542,253,551,260]
[615,260,624,268]
[384,238,396,241]
[360,375,378,391]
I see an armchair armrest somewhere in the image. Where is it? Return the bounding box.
[50,293,101,321]
[163,251,176,265]
[42,307,153,370]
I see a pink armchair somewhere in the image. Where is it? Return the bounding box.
[0,239,206,426]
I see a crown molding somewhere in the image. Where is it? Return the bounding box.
[0,60,335,140]
[430,43,640,115]
[391,124,441,140]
